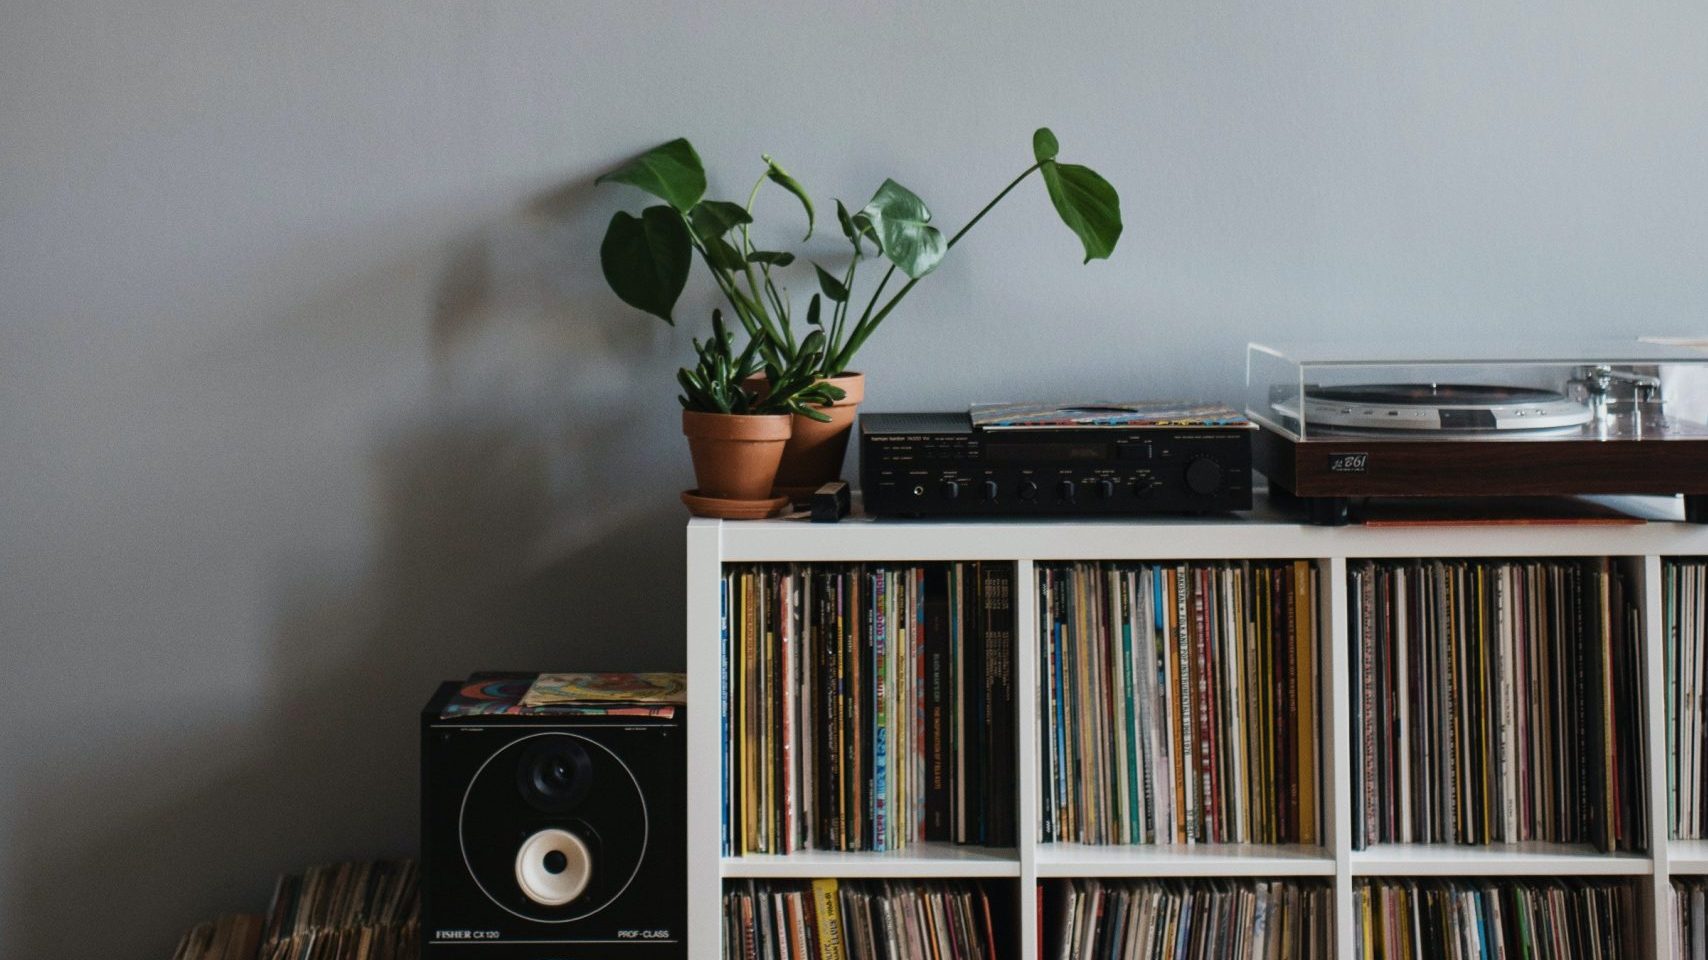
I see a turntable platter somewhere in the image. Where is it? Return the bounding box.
[1277,383,1593,434]
[1308,383,1568,406]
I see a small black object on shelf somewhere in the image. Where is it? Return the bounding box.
[811,480,850,522]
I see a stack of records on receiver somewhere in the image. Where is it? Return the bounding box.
[1044,878,1331,959]
[1350,559,1647,851]
[721,563,1015,855]
[1037,561,1324,846]
[722,879,996,960]
[258,860,419,960]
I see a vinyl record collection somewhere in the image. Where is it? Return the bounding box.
[1038,561,1323,845]
[1355,877,1639,959]
[721,879,998,960]
[1350,558,1646,852]
[722,563,1016,856]
[1043,878,1331,959]
[1668,559,1708,840]
[170,915,264,960]
[168,861,418,960]
[1673,878,1708,960]
[258,860,419,960]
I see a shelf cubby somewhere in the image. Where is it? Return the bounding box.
[723,877,1020,960]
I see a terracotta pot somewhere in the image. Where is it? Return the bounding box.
[773,372,866,496]
[681,410,793,502]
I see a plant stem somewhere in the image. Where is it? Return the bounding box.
[705,257,784,367]
[827,256,858,363]
[855,263,896,337]
[828,163,1041,372]
[944,162,1040,250]
[732,168,793,359]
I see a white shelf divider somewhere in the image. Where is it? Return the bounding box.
[689,507,1708,959]
[1643,554,1672,958]
[1033,842,1334,878]
[1349,842,1654,877]
[685,520,723,957]
[1326,556,1355,956]
[1014,559,1040,959]
[720,844,1021,879]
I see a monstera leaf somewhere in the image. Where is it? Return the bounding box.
[689,200,753,241]
[596,138,707,213]
[1033,127,1122,263]
[854,179,947,280]
[599,206,691,323]
[1032,127,1060,163]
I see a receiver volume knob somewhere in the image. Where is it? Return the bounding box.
[1185,457,1224,496]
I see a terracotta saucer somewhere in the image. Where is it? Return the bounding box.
[771,483,822,505]
[680,489,791,520]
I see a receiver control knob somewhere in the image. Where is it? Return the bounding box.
[1018,479,1038,501]
[1057,479,1077,502]
[1185,457,1224,496]
[980,480,999,501]
[1096,479,1115,499]
[939,480,961,501]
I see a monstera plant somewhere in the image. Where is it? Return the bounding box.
[598,128,1122,506]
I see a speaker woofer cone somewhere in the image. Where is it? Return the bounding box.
[516,739,594,813]
[514,828,592,907]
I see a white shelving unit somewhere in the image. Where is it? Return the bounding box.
[685,497,1708,958]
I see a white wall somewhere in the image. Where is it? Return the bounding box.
[3,0,1705,953]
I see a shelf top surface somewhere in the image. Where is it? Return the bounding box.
[1035,843,1335,877]
[1667,840,1708,874]
[720,844,1019,878]
[694,495,1708,561]
[1351,843,1653,876]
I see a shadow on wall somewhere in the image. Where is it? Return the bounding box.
[3,175,692,957]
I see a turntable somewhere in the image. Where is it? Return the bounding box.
[1246,341,1708,525]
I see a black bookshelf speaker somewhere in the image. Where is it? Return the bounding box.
[421,682,686,958]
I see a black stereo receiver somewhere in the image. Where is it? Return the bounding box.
[859,406,1253,517]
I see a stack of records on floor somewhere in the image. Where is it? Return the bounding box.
[1350,559,1647,852]
[722,879,995,960]
[1045,878,1330,959]
[258,860,419,960]
[1037,561,1323,845]
[170,914,264,960]
[1669,559,1708,840]
[721,563,1015,855]
[1673,877,1708,960]
[1356,878,1638,958]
